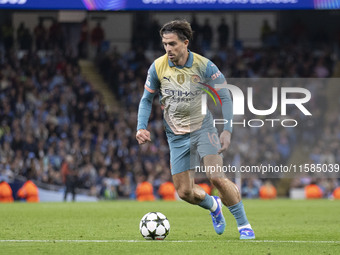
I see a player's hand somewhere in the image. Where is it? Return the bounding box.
[218,130,231,154]
[136,129,151,145]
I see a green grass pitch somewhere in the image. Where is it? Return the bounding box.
[0,200,339,254]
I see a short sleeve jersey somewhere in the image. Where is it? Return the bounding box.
[145,51,226,135]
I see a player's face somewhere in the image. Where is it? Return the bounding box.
[162,33,189,66]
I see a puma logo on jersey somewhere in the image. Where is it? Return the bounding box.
[163,76,170,82]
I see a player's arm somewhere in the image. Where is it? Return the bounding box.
[217,84,233,153]
[205,61,233,153]
[136,63,160,145]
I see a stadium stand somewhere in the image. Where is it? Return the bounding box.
[0,15,339,201]
[95,31,338,199]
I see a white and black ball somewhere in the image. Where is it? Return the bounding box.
[139,212,170,240]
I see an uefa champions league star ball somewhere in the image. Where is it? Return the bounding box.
[139,212,170,240]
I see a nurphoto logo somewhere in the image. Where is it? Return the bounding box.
[201,83,312,128]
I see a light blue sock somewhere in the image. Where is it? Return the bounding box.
[198,193,214,210]
[228,201,249,227]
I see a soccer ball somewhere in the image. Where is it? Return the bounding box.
[139,212,170,240]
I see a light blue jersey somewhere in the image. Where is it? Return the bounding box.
[138,51,233,135]
[137,51,233,174]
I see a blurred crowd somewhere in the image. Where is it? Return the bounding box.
[0,16,339,201]
[290,105,340,198]
[0,48,129,198]
[99,17,339,199]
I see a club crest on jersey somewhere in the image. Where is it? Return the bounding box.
[177,74,185,85]
[191,75,201,83]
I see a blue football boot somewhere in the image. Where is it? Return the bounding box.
[239,228,255,240]
[210,196,226,235]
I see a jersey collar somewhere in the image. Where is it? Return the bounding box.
[168,50,193,68]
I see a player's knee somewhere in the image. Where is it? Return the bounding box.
[177,187,192,201]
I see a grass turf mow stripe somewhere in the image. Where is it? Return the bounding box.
[1,200,339,254]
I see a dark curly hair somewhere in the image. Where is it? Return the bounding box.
[159,20,193,42]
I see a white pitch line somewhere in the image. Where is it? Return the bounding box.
[227,240,340,244]
[0,240,339,244]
